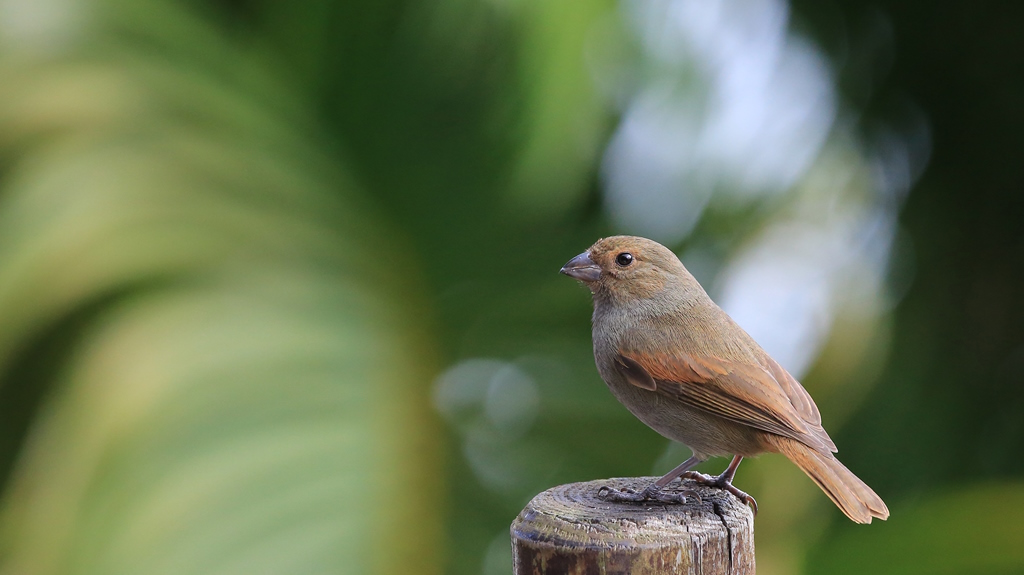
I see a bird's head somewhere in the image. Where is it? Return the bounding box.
[560,236,696,302]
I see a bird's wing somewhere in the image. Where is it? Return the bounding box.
[761,353,823,427]
[616,350,837,454]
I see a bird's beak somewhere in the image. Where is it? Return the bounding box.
[560,251,601,282]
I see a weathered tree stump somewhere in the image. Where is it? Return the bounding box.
[511,477,754,575]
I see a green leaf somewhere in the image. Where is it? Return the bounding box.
[0,2,441,574]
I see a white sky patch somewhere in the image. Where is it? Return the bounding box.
[602,0,835,244]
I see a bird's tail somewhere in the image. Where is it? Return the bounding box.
[765,435,889,524]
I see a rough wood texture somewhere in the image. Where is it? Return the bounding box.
[511,477,754,575]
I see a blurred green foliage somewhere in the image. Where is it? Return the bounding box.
[808,484,1024,575]
[0,0,1021,574]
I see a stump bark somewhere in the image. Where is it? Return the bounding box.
[511,477,754,575]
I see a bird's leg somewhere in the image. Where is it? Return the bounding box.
[597,456,702,505]
[681,454,758,514]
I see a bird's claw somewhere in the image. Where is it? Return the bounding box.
[681,471,716,483]
[725,485,758,514]
[681,471,758,514]
[596,484,699,505]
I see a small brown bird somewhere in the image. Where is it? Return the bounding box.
[560,235,888,523]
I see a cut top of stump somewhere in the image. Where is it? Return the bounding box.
[511,477,754,575]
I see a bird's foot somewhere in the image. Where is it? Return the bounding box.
[681,471,758,514]
[596,483,699,505]
[680,470,717,484]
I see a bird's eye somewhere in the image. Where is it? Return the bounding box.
[615,252,634,267]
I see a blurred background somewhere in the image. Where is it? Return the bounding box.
[0,0,1020,573]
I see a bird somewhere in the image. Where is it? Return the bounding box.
[559,235,889,524]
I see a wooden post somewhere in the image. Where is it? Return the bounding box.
[511,477,754,575]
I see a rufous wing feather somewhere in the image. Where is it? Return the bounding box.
[615,354,657,390]
[617,350,836,454]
